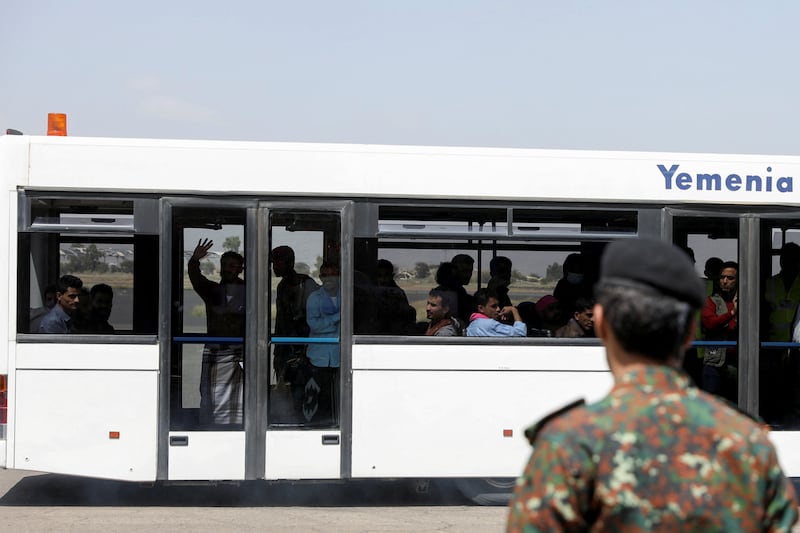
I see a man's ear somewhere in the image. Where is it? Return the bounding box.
[681,318,697,352]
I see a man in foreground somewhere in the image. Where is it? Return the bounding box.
[507,238,798,532]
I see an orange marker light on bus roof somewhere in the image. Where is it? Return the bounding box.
[109,431,120,439]
[47,113,67,136]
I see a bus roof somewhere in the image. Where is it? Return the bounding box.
[3,134,800,205]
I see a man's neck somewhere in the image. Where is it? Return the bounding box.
[606,342,679,380]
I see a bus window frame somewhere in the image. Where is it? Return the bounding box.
[16,192,159,339]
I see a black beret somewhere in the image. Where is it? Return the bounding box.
[599,238,705,308]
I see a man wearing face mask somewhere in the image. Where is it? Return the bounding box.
[554,253,591,317]
[304,261,342,425]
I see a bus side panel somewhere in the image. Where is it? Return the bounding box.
[265,430,341,480]
[167,432,245,481]
[768,432,800,478]
[350,344,611,478]
[14,368,157,481]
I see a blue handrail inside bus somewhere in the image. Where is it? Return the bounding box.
[272,337,339,344]
[760,342,800,349]
[692,341,800,348]
[173,336,339,344]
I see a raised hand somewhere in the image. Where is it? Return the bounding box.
[191,238,214,261]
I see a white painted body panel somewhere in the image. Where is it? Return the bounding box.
[770,432,800,477]
[265,431,341,480]
[351,344,612,478]
[14,343,159,371]
[14,368,157,481]
[167,432,245,481]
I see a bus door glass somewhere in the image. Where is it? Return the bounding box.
[672,214,740,405]
[266,210,342,429]
[758,217,800,430]
[169,207,247,431]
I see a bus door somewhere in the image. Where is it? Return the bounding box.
[260,202,348,480]
[669,210,742,406]
[165,202,253,481]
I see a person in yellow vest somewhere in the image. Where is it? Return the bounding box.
[770,243,800,427]
[765,242,800,342]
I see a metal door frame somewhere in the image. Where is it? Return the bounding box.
[255,200,353,479]
[157,197,257,480]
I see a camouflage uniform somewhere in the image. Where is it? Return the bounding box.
[508,365,798,532]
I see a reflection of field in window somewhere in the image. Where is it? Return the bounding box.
[382,248,568,323]
[397,275,561,323]
[59,242,135,330]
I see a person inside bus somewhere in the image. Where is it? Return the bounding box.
[703,256,724,296]
[487,256,513,310]
[555,297,595,338]
[70,287,92,333]
[553,253,592,316]
[82,283,115,333]
[188,238,246,427]
[375,259,416,335]
[701,261,738,402]
[305,261,341,425]
[29,283,58,333]
[466,288,526,337]
[432,261,466,320]
[764,242,800,342]
[531,295,566,336]
[38,275,83,334]
[425,289,463,336]
[685,256,725,386]
[270,246,319,400]
[451,254,476,321]
[766,243,800,426]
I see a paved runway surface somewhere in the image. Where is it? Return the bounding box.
[0,469,507,532]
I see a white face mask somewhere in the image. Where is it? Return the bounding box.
[566,272,584,285]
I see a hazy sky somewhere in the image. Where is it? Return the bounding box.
[2,1,799,155]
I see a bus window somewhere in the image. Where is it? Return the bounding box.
[759,221,800,429]
[17,197,158,335]
[673,216,739,405]
[367,205,635,337]
[170,209,246,431]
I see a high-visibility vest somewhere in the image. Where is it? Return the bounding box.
[764,274,800,341]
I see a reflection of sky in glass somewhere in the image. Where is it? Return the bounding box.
[687,234,737,278]
[183,225,322,275]
[184,225,245,256]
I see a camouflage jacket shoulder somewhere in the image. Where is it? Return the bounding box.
[523,398,586,445]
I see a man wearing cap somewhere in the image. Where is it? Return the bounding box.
[508,238,798,532]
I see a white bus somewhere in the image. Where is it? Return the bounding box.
[2,133,800,503]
